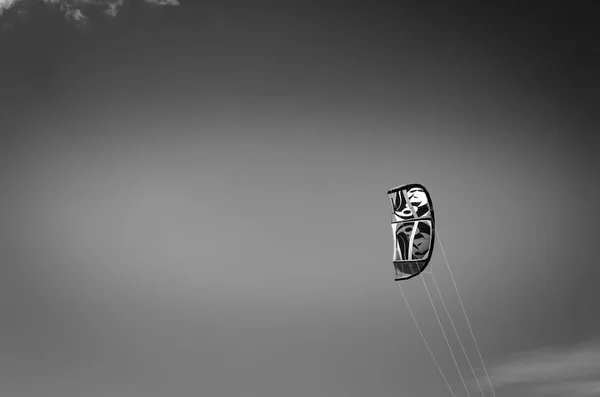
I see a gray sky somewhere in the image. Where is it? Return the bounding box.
[0,2,598,396]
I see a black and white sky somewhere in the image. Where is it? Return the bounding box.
[0,1,598,396]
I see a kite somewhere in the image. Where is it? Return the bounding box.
[387,183,435,280]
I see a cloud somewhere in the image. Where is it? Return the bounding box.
[537,380,600,397]
[61,4,90,27]
[0,0,19,17]
[479,338,600,396]
[0,0,180,24]
[145,0,179,5]
[103,0,122,18]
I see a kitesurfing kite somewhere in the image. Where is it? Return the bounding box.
[387,183,435,280]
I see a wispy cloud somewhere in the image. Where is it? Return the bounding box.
[537,380,600,397]
[479,338,600,396]
[145,0,179,5]
[0,0,179,25]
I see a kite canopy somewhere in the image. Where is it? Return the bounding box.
[388,183,435,281]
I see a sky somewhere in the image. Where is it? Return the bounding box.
[0,1,598,397]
